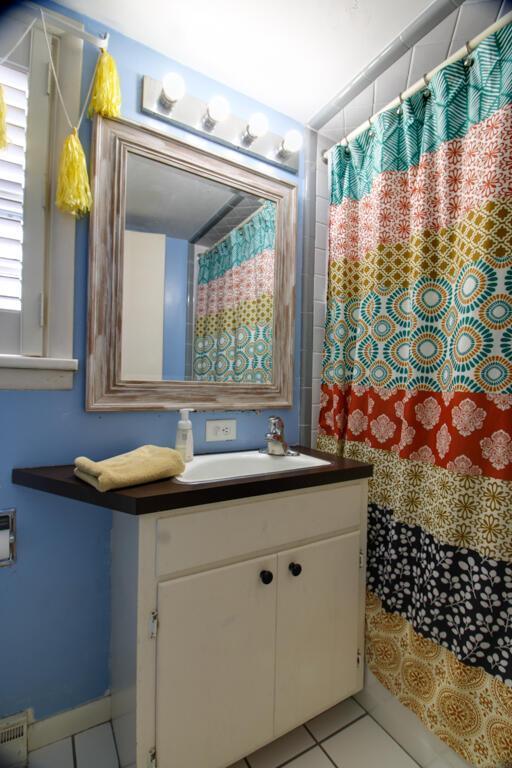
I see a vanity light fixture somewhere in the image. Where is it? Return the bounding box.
[160,72,186,110]
[277,129,303,159]
[141,74,300,173]
[203,95,230,131]
[241,112,269,146]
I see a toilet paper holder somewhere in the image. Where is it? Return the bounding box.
[0,509,16,567]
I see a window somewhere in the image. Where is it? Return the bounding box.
[0,10,82,388]
[0,64,26,315]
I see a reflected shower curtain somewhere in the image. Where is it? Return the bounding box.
[318,23,512,768]
[193,201,275,382]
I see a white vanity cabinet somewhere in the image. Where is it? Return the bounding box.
[111,479,368,768]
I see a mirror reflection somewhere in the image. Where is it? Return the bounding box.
[121,152,276,384]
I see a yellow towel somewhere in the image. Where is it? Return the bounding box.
[74,444,185,492]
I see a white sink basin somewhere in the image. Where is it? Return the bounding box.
[174,450,331,484]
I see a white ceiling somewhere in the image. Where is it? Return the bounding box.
[59,0,434,124]
[125,153,263,243]
[125,153,235,238]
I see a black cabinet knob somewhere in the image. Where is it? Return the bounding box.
[289,562,302,577]
[260,570,274,585]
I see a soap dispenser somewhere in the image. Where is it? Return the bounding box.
[175,408,194,462]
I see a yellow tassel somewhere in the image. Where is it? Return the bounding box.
[0,85,7,150]
[88,49,121,118]
[55,128,92,217]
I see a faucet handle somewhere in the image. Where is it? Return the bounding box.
[268,416,284,433]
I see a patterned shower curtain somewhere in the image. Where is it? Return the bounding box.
[193,200,275,382]
[318,23,512,768]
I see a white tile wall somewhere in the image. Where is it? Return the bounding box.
[449,0,503,53]
[373,51,412,113]
[319,0,508,142]
[310,135,330,445]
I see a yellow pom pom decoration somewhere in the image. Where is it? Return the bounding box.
[55,128,92,217]
[88,49,121,118]
[0,85,7,150]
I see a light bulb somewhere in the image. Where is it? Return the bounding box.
[247,112,269,139]
[207,96,230,124]
[161,73,186,109]
[282,129,303,154]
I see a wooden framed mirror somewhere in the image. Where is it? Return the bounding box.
[87,116,297,411]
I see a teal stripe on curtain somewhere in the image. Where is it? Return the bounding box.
[331,22,512,204]
[197,200,276,284]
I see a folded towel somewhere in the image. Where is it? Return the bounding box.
[74,444,185,492]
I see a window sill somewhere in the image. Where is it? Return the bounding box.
[0,355,78,390]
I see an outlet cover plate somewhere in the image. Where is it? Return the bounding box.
[205,419,237,442]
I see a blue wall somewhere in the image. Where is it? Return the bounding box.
[163,237,188,380]
[0,2,304,720]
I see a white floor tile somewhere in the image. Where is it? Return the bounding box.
[307,698,365,741]
[355,667,471,768]
[323,716,419,768]
[29,738,74,768]
[247,727,315,768]
[285,747,333,767]
[75,722,118,768]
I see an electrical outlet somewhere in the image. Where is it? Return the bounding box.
[205,419,237,442]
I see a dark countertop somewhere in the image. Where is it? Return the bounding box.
[12,446,372,516]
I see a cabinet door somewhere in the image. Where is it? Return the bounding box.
[156,555,277,768]
[275,533,361,735]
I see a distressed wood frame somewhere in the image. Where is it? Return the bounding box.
[87,116,297,412]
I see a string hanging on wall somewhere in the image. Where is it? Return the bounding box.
[40,9,122,217]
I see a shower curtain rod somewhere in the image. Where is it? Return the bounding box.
[323,8,512,160]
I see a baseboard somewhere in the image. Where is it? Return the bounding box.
[28,695,112,752]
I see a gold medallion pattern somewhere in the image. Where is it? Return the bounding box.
[366,592,512,767]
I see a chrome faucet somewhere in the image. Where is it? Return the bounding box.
[260,416,298,456]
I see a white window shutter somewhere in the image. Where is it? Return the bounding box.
[20,27,53,356]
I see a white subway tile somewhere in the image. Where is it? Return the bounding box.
[314,248,328,276]
[315,222,328,250]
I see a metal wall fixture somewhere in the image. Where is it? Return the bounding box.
[0,508,16,567]
[141,74,302,174]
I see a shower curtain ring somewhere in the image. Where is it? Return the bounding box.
[368,114,374,136]
[464,40,474,67]
[342,137,350,157]
[422,73,431,98]
[396,91,404,115]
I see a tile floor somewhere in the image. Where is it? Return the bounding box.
[28,698,430,768]
[234,698,421,768]
[29,722,118,768]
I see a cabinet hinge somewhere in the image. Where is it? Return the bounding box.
[149,610,158,639]
[357,649,362,666]
[148,747,157,767]
[359,550,364,568]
